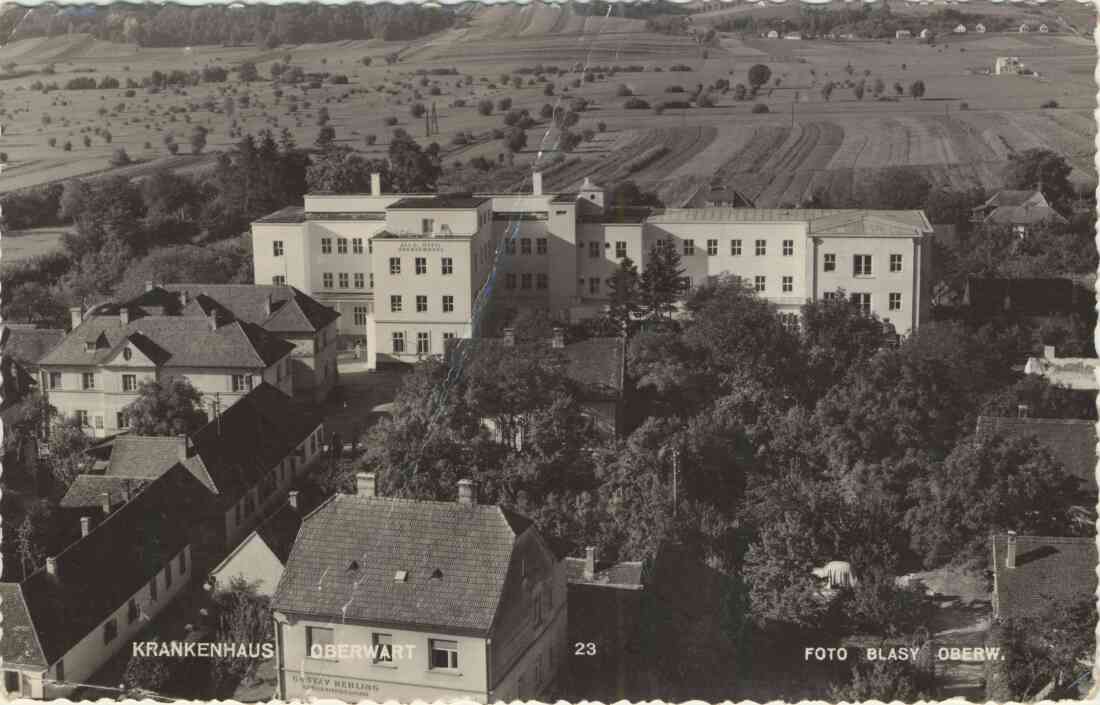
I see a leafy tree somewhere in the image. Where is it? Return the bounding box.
[980,375,1096,420]
[121,379,208,437]
[820,81,834,101]
[894,81,904,96]
[505,127,527,155]
[799,294,887,403]
[306,147,389,194]
[123,646,175,693]
[638,240,685,321]
[387,129,440,192]
[839,566,931,636]
[908,79,926,99]
[604,255,641,335]
[237,62,259,82]
[1004,148,1074,211]
[853,80,865,100]
[2,281,67,326]
[732,83,747,101]
[747,63,772,91]
[857,165,931,210]
[873,77,885,95]
[477,98,493,116]
[210,578,273,695]
[314,125,336,150]
[997,595,1096,699]
[905,432,1082,567]
[113,239,254,300]
[110,146,132,167]
[830,661,926,703]
[46,417,92,490]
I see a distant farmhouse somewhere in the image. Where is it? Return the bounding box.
[970,189,1067,235]
[896,29,913,38]
[995,56,1027,74]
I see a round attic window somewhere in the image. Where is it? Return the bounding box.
[122,347,132,361]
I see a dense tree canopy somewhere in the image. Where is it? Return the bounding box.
[122,379,208,437]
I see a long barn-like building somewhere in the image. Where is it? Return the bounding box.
[251,173,934,370]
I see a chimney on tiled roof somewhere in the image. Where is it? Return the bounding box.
[179,290,189,308]
[1017,404,1030,418]
[80,516,92,537]
[69,306,83,331]
[119,307,130,326]
[1043,345,1056,360]
[458,478,478,505]
[178,435,190,461]
[584,546,597,580]
[207,309,218,332]
[46,556,58,578]
[502,327,516,347]
[288,490,299,511]
[1005,531,1017,569]
[532,171,543,196]
[264,293,273,318]
[100,491,112,515]
[145,280,156,292]
[371,172,382,196]
[551,327,565,349]
[357,472,376,498]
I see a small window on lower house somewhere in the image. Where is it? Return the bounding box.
[372,633,394,663]
[307,627,335,659]
[104,618,118,644]
[4,670,19,693]
[429,639,459,670]
[127,598,139,624]
[178,550,187,575]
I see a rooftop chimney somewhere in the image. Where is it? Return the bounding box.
[1005,531,1017,569]
[119,307,130,326]
[178,290,189,308]
[1043,345,1056,360]
[1017,404,1030,418]
[502,327,516,347]
[458,478,478,505]
[532,171,543,196]
[69,306,83,331]
[100,491,112,515]
[264,293,273,318]
[371,172,382,196]
[288,490,299,511]
[145,280,155,292]
[208,310,218,332]
[46,556,58,578]
[80,516,92,537]
[551,327,565,349]
[178,436,190,461]
[584,546,597,580]
[357,472,376,498]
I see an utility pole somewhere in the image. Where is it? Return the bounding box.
[671,446,680,517]
[791,100,795,128]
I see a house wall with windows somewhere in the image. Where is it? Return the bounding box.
[814,234,927,332]
[28,546,193,700]
[276,618,491,702]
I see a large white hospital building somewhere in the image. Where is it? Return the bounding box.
[251,173,934,370]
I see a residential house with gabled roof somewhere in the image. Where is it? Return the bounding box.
[0,464,209,699]
[58,383,325,570]
[971,189,1068,237]
[1024,345,1100,391]
[991,532,1096,620]
[270,474,567,703]
[37,296,298,438]
[127,283,341,403]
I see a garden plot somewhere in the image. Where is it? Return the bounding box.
[898,116,958,166]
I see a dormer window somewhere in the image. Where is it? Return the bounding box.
[84,341,96,353]
[394,570,408,582]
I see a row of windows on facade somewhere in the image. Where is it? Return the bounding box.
[604,240,907,275]
[824,291,904,313]
[391,331,454,355]
[389,295,457,314]
[102,550,188,646]
[231,433,317,529]
[49,372,257,393]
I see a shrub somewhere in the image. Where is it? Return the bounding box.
[110,146,131,167]
[330,74,349,85]
[410,102,427,118]
[477,99,493,116]
[597,121,607,132]
[959,102,969,110]
[364,134,377,145]
[623,97,650,109]
[453,98,466,107]
[124,89,135,97]
[1040,99,1059,109]
[751,103,770,113]
[48,137,57,148]
[616,83,633,97]
[383,116,398,126]
[543,83,555,96]
[497,97,512,112]
[540,103,554,119]
[669,64,693,71]
[63,141,72,151]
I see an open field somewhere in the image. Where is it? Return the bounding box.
[0,227,68,263]
[0,0,1094,207]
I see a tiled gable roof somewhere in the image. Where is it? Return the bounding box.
[17,465,210,664]
[154,284,339,334]
[186,383,322,502]
[980,190,1047,209]
[963,278,1082,316]
[984,204,1068,226]
[0,326,65,368]
[992,534,1096,620]
[255,504,304,564]
[38,316,293,369]
[0,584,48,669]
[976,416,1097,489]
[272,495,532,635]
[59,476,153,509]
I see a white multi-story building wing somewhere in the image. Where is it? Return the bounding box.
[251,173,934,370]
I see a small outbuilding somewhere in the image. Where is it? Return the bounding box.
[896,29,913,38]
[1019,23,1031,32]
[766,29,780,38]
[975,23,987,33]
[919,28,933,38]
[1038,23,1050,32]
[954,23,968,33]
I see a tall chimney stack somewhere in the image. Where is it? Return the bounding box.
[356,472,376,498]
[46,556,58,578]
[208,310,218,332]
[551,327,565,349]
[532,171,543,196]
[583,546,597,580]
[1005,531,1017,569]
[100,491,112,515]
[178,290,189,308]
[288,490,299,511]
[119,307,130,326]
[371,173,382,196]
[502,328,516,347]
[145,280,156,293]
[80,516,92,537]
[1017,404,1030,418]
[265,293,273,317]
[69,306,83,331]
[458,479,478,505]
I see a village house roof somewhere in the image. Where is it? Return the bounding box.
[129,284,339,335]
[962,278,1088,317]
[976,416,1096,489]
[387,196,489,210]
[60,384,321,509]
[1,465,210,669]
[1025,354,1100,391]
[0,326,65,368]
[645,208,933,235]
[992,534,1096,620]
[272,494,535,635]
[38,315,293,370]
[973,190,1068,226]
